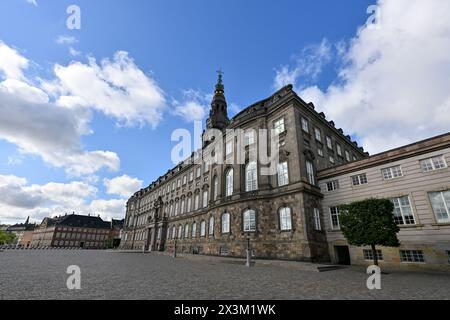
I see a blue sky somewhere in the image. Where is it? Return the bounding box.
[1,0,449,224]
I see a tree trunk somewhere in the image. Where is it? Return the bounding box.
[371,244,378,266]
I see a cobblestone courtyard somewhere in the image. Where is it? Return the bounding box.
[1,251,449,300]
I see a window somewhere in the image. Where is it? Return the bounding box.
[226,140,233,156]
[382,166,403,180]
[301,118,309,133]
[392,196,415,225]
[244,131,255,146]
[279,207,292,231]
[196,167,201,178]
[203,161,209,173]
[336,144,342,157]
[277,161,289,186]
[209,217,214,236]
[274,118,285,135]
[245,162,258,192]
[400,250,425,263]
[180,199,185,214]
[213,176,219,200]
[314,128,321,142]
[429,190,450,223]
[194,194,200,210]
[169,204,174,217]
[202,190,208,208]
[351,173,368,186]
[327,180,339,192]
[330,206,340,230]
[172,182,175,191]
[318,148,324,157]
[177,179,181,188]
[363,249,383,261]
[191,222,197,238]
[178,225,183,239]
[243,209,256,232]
[313,208,321,231]
[222,213,230,233]
[183,175,187,185]
[187,196,192,213]
[189,171,194,181]
[326,136,332,149]
[353,155,357,161]
[200,221,206,237]
[226,169,234,196]
[184,224,189,238]
[306,161,315,185]
[420,155,447,172]
[175,201,179,216]
[329,156,335,164]
[345,150,350,162]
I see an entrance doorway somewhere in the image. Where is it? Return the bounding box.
[335,246,351,265]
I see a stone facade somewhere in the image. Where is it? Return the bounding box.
[120,76,367,262]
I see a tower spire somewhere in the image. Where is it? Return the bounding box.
[206,69,229,130]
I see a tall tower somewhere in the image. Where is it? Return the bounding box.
[206,70,229,130]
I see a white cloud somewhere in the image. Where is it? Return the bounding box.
[104,175,143,198]
[172,89,210,122]
[0,79,120,176]
[52,51,167,128]
[0,174,127,225]
[56,35,78,45]
[69,47,81,57]
[0,41,29,80]
[278,0,450,153]
[25,0,38,7]
[274,38,331,89]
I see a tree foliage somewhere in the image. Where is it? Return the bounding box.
[0,231,17,245]
[339,198,400,265]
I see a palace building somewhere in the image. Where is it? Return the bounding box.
[120,74,368,262]
[120,74,450,270]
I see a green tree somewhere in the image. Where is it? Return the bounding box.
[339,198,400,266]
[0,231,17,245]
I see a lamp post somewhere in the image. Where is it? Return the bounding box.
[245,233,252,267]
[173,239,178,258]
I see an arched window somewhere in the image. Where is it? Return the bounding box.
[181,199,185,214]
[209,217,215,236]
[184,224,189,238]
[175,201,179,216]
[192,222,197,238]
[279,207,292,231]
[172,226,176,239]
[200,220,206,237]
[178,225,183,239]
[202,190,208,208]
[243,209,256,232]
[245,162,258,192]
[226,168,234,196]
[222,213,230,234]
[194,194,200,210]
[213,176,219,200]
[187,196,192,213]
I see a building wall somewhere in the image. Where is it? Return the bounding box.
[319,145,450,271]
[31,226,110,249]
